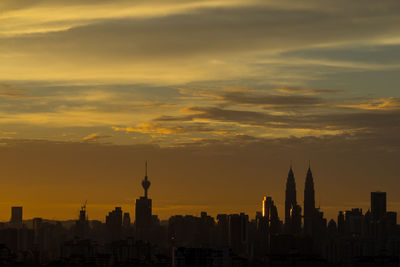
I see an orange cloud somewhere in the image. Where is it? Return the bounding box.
[83,133,112,142]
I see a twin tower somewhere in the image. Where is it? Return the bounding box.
[285,165,316,235]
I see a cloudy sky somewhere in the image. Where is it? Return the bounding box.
[0,0,399,221]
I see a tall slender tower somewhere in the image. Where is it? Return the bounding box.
[304,166,315,217]
[142,161,151,199]
[285,166,297,226]
[135,161,153,239]
[304,165,316,235]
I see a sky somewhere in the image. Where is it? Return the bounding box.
[0,0,399,222]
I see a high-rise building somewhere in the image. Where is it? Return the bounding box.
[10,207,23,225]
[217,214,229,247]
[262,196,273,219]
[269,201,281,234]
[32,217,43,245]
[262,196,283,234]
[304,166,316,236]
[371,191,386,221]
[76,202,89,238]
[228,213,248,256]
[345,208,363,235]
[284,166,301,234]
[135,161,153,239]
[123,212,131,227]
[337,211,345,234]
[285,167,297,226]
[290,204,302,234]
[304,167,315,217]
[106,207,123,241]
[385,211,397,234]
[79,202,87,222]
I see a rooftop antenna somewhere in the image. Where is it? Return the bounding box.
[142,161,151,198]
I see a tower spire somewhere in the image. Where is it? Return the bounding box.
[285,165,297,231]
[142,161,151,198]
[304,163,316,218]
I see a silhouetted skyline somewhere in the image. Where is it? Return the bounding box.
[2,162,397,227]
[0,151,398,222]
[0,163,398,266]
[1,1,400,265]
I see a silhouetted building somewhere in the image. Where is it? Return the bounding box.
[253,210,268,259]
[10,207,23,227]
[304,166,316,236]
[228,213,248,256]
[291,205,302,234]
[135,197,152,229]
[368,191,399,248]
[168,213,214,248]
[271,200,282,234]
[0,227,34,252]
[32,217,43,248]
[385,211,397,234]
[106,207,123,241]
[345,208,364,236]
[123,212,131,228]
[216,214,229,247]
[32,217,42,232]
[262,196,272,219]
[284,167,301,235]
[135,161,153,240]
[75,202,89,238]
[371,191,386,221]
[198,212,215,246]
[285,167,297,226]
[337,211,345,234]
[327,219,337,234]
[2,164,400,267]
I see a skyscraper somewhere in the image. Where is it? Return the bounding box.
[304,166,316,235]
[262,196,281,234]
[135,161,153,238]
[10,206,23,226]
[285,166,297,233]
[228,213,248,256]
[76,202,89,238]
[106,207,123,241]
[371,191,386,221]
[304,166,315,218]
[262,196,273,219]
[123,212,131,227]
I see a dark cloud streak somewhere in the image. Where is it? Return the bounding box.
[222,91,325,106]
[155,104,400,134]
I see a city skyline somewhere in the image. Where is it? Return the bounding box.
[0,170,396,266]
[0,160,396,223]
[0,0,399,227]
[2,1,400,265]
